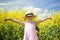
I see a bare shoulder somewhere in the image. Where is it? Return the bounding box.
[33,21,37,25]
[20,22,25,26]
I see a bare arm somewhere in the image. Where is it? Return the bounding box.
[35,17,52,24]
[4,18,24,26]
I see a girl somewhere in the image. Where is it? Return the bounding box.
[5,12,52,40]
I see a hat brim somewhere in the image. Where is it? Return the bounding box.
[25,15,37,17]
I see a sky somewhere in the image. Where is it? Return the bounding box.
[0,0,60,18]
[0,0,60,10]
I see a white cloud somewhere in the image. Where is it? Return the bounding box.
[0,2,19,6]
[22,6,34,10]
[22,6,52,19]
[38,9,52,19]
[7,2,20,5]
[0,0,24,6]
[33,8,42,13]
[22,6,42,13]
[5,0,25,6]
[0,3,8,5]
[44,9,48,13]
[38,12,52,19]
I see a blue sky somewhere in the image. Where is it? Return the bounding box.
[0,0,60,18]
[0,0,60,11]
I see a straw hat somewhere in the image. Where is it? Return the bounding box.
[25,11,37,17]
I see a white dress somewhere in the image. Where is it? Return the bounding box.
[23,22,39,40]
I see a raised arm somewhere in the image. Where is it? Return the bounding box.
[4,18,24,26]
[35,17,52,24]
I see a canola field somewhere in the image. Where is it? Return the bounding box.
[0,9,60,40]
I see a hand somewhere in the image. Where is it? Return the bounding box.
[4,18,11,21]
